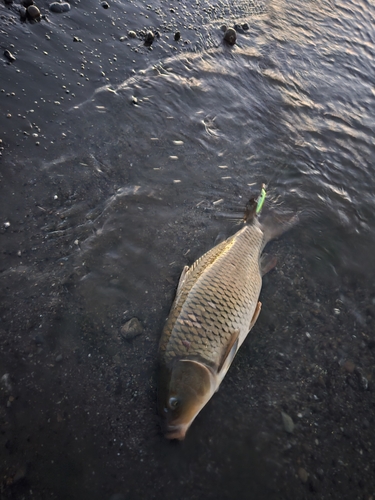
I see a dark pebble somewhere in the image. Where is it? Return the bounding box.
[34,335,44,345]
[144,31,155,46]
[49,2,71,13]
[27,4,41,20]
[19,5,27,20]
[22,0,34,6]
[242,23,249,30]
[174,31,181,41]
[4,50,16,62]
[101,1,109,8]
[120,318,143,340]
[234,24,245,34]
[223,27,237,46]
[220,24,227,32]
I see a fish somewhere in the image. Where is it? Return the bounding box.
[157,189,294,440]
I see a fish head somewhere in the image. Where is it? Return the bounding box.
[158,359,215,440]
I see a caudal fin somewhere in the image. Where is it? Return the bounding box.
[261,212,299,243]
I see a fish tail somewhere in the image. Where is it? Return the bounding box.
[261,212,299,243]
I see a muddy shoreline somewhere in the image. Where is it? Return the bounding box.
[1,1,375,499]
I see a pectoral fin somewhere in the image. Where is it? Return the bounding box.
[217,329,240,375]
[249,301,262,330]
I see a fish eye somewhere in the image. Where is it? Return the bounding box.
[168,397,179,409]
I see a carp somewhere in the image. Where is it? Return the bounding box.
[158,188,292,440]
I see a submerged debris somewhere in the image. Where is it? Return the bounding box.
[4,49,16,62]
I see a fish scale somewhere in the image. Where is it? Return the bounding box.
[159,220,266,371]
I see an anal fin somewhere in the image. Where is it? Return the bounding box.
[260,254,277,276]
[249,301,262,331]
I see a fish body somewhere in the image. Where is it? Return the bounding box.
[158,207,277,440]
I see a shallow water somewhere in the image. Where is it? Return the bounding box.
[1,0,375,498]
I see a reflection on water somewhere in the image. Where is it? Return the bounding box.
[1,0,375,497]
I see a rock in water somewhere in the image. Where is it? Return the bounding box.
[174,31,181,41]
[49,2,71,13]
[120,318,143,340]
[144,31,155,46]
[223,27,237,46]
[27,4,41,20]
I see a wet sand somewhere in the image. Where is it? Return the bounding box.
[1,1,375,499]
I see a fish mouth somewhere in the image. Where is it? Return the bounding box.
[165,423,189,441]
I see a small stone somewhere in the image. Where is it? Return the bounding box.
[34,335,44,345]
[281,411,295,433]
[120,318,143,340]
[101,1,109,8]
[13,465,27,483]
[174,31,181,41]
[1,373,12,393]
[19,6,27,20]
[220,25,227,32]
[27,4,41,20]
[73,36,81,42]
[55,354,63,363]
[131,96,138,104]
[4,50,16,63]
[242,23,249,30]
[144,31,155,46]
[128,30,137,38]
[49,2,71,13]
[298,467,309,483]
[234,24,245,34]
[223,27,237,46]
[22,0,34,6]
[342,360,355,373]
